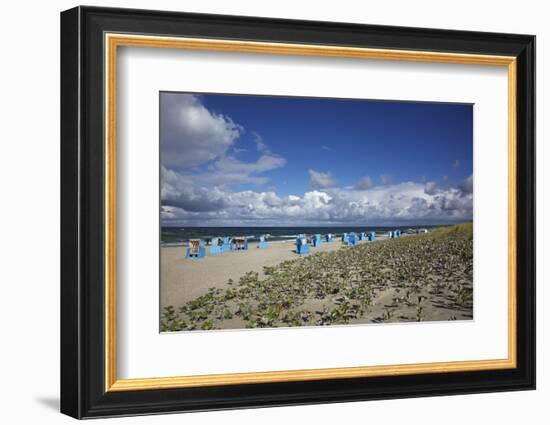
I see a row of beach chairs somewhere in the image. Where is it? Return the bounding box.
[295,231,377,255]
[295,229,403,255]
[185,235,266,259]
[186,230,404,259]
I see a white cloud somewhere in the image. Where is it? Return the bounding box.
[460,174,473,195]
[162,176,473,226]
[211,154,286,176]
[424,181,438,195]
[207,153,286,186]
[160,93,242,170]
[308,169,336,189]
[169,153,287,188]
[161,166,227,212]
[161,93,286,189]
[252,131,269,153]
[355,176,373,190]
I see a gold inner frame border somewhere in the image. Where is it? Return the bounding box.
[104,33,517,392]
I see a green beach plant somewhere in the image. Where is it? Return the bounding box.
[162,223,473,331]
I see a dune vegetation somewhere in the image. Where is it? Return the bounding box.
[161,223,473,332]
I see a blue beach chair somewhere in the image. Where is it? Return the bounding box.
[258,235,268,249]
[312,234,322,247]
[220,236,231,253]
[209,237,223,255]
[295,234,310,254]
[347,232,358,246]
[231,237,249,251]
[186,239,206,259]
[368,231,376,241]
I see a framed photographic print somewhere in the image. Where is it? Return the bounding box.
[60,6,535,419]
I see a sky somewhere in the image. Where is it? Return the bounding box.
[160,92,473,227]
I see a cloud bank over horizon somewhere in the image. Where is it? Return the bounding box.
[160,93,473,227]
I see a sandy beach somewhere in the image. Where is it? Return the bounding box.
[161,238,355,309]
[160,225,473,331]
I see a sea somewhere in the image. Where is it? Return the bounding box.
[160,226,442,246]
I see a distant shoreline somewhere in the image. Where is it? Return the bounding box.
[159,225,446,246]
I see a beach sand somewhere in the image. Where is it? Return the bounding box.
[161,239,349,309]
[160,226,473,331]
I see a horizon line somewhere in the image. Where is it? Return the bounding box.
[161,223,470,228]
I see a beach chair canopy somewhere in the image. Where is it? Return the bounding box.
[296,236,307,246]
[232,237,247,248]
[188,239,201,254]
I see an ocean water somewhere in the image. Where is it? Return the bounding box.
[161,226,440,246]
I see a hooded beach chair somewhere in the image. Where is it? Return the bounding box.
[209,237,223,255]
[312,234,322,247]
[295,234,310,254]
[258,235,268,249]
[221,236,231,252]
[231,237,249,251]
[186,239,206,259]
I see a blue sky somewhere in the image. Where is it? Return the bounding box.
[160,92,473,226]
[200,94,472,194]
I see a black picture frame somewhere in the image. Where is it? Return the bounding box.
[61,5,535,419]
